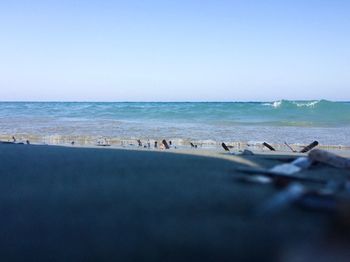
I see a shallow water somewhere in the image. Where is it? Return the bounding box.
[0,101,349,146]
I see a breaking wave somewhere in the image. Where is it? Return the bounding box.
[266,99,341,109]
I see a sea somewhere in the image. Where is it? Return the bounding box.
[1,100,350,148]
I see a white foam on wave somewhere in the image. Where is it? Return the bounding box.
[263,100,283,108]
[294,100,320,108]
[273,101,283,108]
[264,100,322,109]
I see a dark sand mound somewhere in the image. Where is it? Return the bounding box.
[0,144,349,261]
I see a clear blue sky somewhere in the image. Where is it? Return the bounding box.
[0,0,349,101]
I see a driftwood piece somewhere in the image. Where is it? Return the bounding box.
[309,149,350,169]
[236,167,327,184]
[270,164,301,175]
[300,141,319,153]
[291,157,313,169]
[263,142,276,151]
[222,142,230,152]
[233,174,272,184]
[284,142,297,152]
[162,139,170,149]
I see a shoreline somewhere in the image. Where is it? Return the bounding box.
[1,133,350,154]
[2,136,350,159]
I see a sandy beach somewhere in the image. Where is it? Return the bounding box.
[1,143,349,261]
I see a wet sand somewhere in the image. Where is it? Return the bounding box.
[0,144,349,261]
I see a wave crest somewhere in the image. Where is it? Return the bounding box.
[267,99,335,109]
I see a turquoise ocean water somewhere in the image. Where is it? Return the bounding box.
[0,100,349,146]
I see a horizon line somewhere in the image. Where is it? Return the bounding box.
[0,99,349,103]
